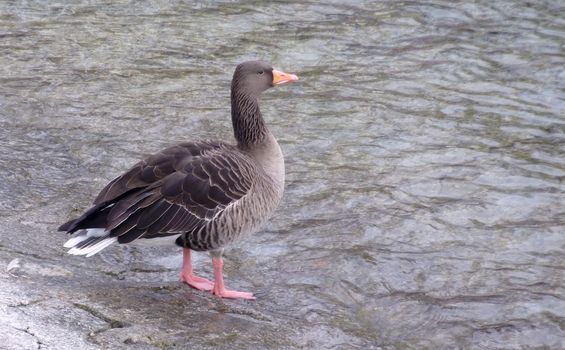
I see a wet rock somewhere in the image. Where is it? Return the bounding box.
[0,324,41,350]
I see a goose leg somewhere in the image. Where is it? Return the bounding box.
[180,248,214,291]
[211,255,255,300]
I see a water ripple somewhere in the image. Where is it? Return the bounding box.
[1,0,564,348]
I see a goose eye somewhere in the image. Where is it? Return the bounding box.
[257,71,264,75]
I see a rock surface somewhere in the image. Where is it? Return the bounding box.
[1,205,331,349]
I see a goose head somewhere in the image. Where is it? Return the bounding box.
[232,61,298,97]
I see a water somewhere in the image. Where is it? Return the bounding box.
[1,1,564,349]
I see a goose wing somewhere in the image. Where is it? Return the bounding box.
[94,141,223,205]
[60,142,256,244]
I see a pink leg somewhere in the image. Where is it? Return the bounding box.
[212,257,255,300]
[180,249,214,291]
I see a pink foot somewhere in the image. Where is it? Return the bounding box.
[213,289,255,300]
[211,257,256,300]
[180,273,214,291]
[179,248,214,291]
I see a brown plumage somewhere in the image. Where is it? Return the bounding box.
[59,61,299,299]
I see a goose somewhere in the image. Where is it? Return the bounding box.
[59,61,298,300]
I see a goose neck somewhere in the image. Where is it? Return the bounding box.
[231,89,268,148]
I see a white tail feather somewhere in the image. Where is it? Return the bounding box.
[64,229,117,257]
[67,237,117,257]
[63,234,90,248]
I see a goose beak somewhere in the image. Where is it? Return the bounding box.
[272,69,299,86]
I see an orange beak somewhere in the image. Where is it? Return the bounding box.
[272,69,299,86]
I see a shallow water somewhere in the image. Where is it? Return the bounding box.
[1,1,564,349]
